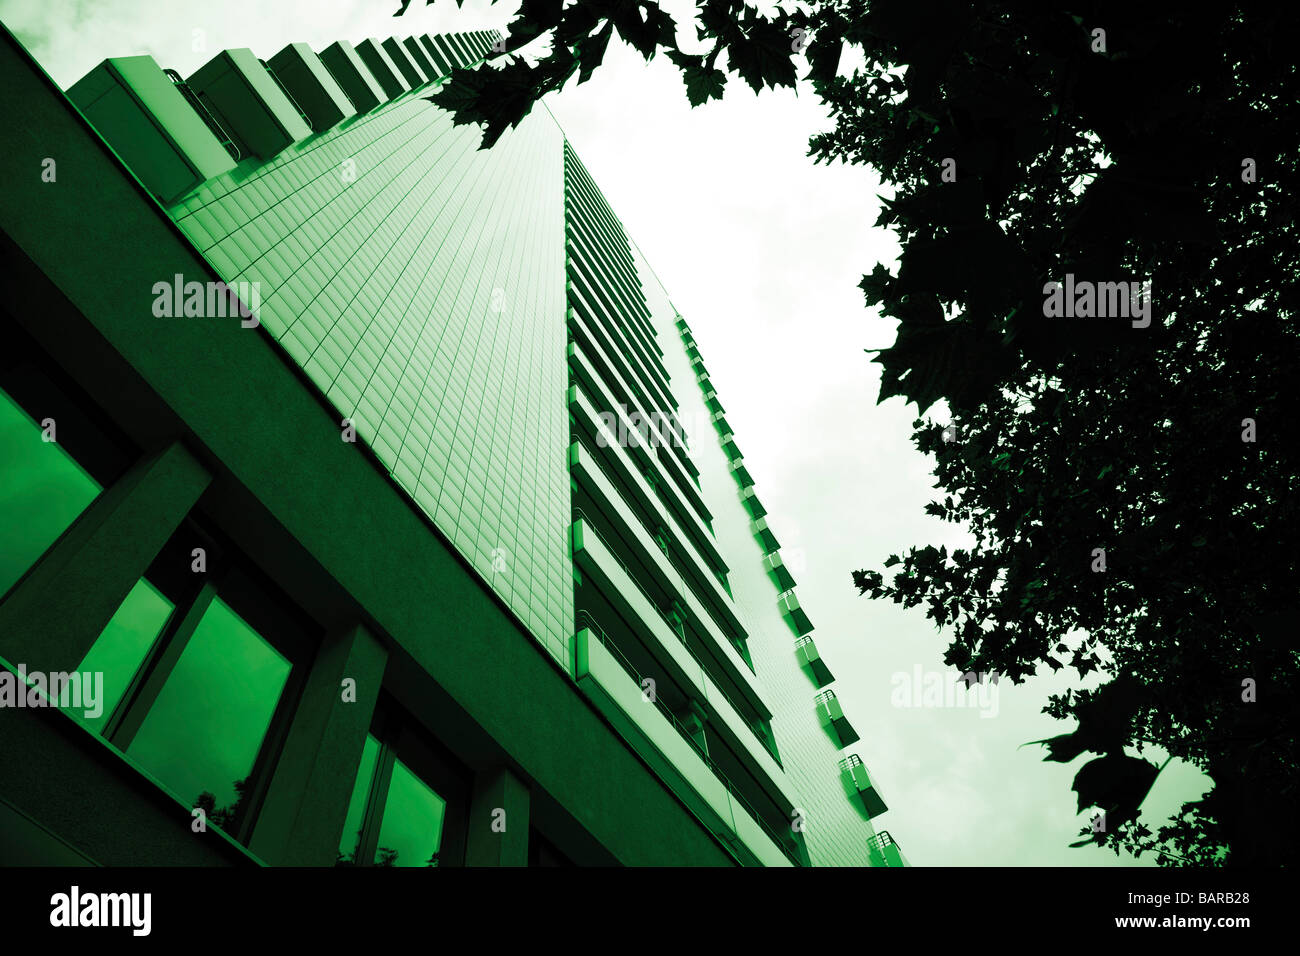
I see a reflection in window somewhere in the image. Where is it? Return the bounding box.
[0,386,100,597]
[73,578,174,732]
[373,758,446,867]
[337,734,381,865]
[336,725,453,867]
[125,597,291,829]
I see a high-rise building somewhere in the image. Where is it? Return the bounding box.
[0,21,904,867]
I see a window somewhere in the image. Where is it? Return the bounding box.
[337,705,468,867]
[76,578,174,734]
[0,318,132,600]
[0,385,100,597]
[123,595,292,830]
[65,518,309,843]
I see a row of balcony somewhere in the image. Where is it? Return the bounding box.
[568,260,675,427]
[567,434,761,714]
[572,616,801,867]
[561,149,710,545]
[675,315,818,641]
[67,30,499,204]
[674,315,903,864]
[557,155,819,865]
[566,269,704,508]
[565,207,660,368]
[567,344,730,602]
[567,311,710,557]
[571,514,897,865]
[562,143,661,354]
[569,512,784,776]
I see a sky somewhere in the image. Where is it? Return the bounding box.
[0,0,1212,866]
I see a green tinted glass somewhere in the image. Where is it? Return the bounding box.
[0,387,100,596]
[337,733,381,864]
[73,577,174,732]
[126,596,290,826]
[373,757,446,867]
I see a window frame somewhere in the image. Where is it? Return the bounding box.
[340,701,470,868]
[90,516,313,845]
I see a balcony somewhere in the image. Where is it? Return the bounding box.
[740,487,766,519]
[778,589,813,636]
[266,43,356,130]
[867,830,907,867]
[67,55,237,203]
[752,517,780,554]
[353,39,408,99]
[795,634,835,688]
[572,623,799,867]
[186,48,312,159]
[570,514,797,804]
[381,38,427,88]
[840,754,889,819]
[319,41,386,113]
[816,689,860,746]
[762,552,796,592]
[401,37,439,81]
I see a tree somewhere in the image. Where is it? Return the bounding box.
[193,777,249,834]
[402,0,1300,865]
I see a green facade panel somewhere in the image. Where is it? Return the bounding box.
[167,91,574,666]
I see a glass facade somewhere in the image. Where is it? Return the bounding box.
[0,386,100,598]
[168,71,572,666]
[124,595,292,824]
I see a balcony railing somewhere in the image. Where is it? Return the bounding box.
[867,830,905,866]
[566,394,739,643]
[576,610,802,867]
[260,59,313,131]
[571,508,777,767]
[163,68,240,160]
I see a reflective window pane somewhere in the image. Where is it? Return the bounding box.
[126,597,290,830]
[337,733,380,865]
[0,387,99,596]
[373,757,446,867]
[73,578,174,732]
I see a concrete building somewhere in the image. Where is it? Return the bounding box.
[0,22,904,867]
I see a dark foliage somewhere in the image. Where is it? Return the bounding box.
[399,0,1300,865]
